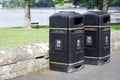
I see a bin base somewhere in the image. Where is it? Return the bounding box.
[85,57,110,65]
[50,61,84,72]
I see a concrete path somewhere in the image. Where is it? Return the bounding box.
[13,51,120,80]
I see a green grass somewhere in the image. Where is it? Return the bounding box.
[111,23,120,31]
[0,26,49,48]
[0,23,120,48]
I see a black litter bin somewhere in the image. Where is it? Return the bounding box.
[84,11,110,65]
[49,11,84,72]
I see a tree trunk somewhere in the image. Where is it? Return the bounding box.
[102,0,109,13]
[23,0,32,29]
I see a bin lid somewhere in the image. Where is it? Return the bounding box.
[51,11,82,18]
[84,11,108,16]
[83,11,110,26]
[50,11,83,28]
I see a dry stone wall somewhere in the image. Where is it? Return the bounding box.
[111,32,120,52]
[0,43,49,80]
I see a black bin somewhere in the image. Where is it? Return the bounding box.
[49,12,84,72]
[84,11,110,65]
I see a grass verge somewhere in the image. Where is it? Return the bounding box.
[0,26,49,48]
[111,23,120,31]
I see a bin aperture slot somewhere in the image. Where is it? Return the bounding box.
[74,17,83,25]
[103,16,110,23]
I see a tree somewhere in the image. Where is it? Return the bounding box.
[102,0,110,13]
[2,0,8,7]
[86,0,110,13]
[34,0,53,7]
[23,0,32,29]
[110,0,120,6]
[52,0,68,8]
[52,0,68,12]
[72,0,81,8]
[95,0,103,10]
[87,0,95,9]
[6,0,25,8]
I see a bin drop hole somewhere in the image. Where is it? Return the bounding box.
[74,64,82,69]
[36,56,44,59]
[103,58,109,62]
[103,16,110,23]
[74,17,83,25]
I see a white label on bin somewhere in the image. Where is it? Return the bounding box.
[105,36,108,43]
[77,39,81,47]
[87,36,92,43]
[105,36,109,45]
[86,35,92,45]
[56,40,61,48]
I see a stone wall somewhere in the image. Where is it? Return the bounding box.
[111,32,120,52]
[0,43,49,80]
[0,32,120,80]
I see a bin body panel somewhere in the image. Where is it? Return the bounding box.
[84,11,110,65]
[50,30,68,63]
[49,12,84,72]
[99,27,110,57]
[69,29,84,63]
[84,27,99,57]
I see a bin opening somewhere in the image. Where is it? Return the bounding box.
[103,16,110,23]
[74,64,82,69]
[74,17,83,25]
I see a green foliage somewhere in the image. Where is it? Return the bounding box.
[94,0,103,10]
[0,26,49,48]
[72,0,81,7]
[1,0,120,8]
[30,0,35,6]
[86,0,120,10]
[8,0,25,8]
[110,0,120,6]
[33,0,53,7]
[2,1,5,7]
[2,0,8,7]
[53,0,68,5]
[86,0,95,9]
[85,0,103,10]
[2,0,53,8]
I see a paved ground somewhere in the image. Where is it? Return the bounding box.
[13,51,120,80]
